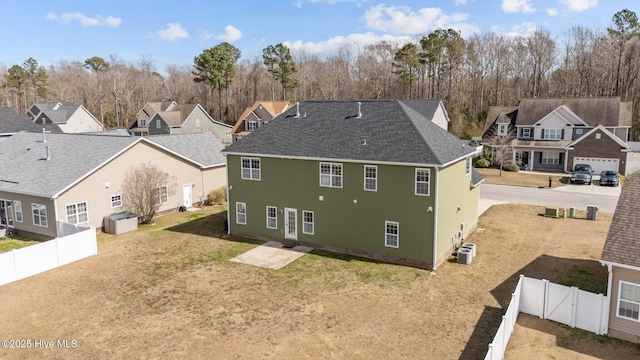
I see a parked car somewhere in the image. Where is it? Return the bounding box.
[570,164,593,185]
[599,170,620,186]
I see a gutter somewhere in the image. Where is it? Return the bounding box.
[225,154,231,235]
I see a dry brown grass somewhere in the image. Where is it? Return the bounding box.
[0,204,638,359]
[477,167,568,188]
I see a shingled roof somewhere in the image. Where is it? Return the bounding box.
[0,107,62,134]
[223,100,475,166]
[0,131,224,198]
[516,97,632,127]
[601,171,640,268]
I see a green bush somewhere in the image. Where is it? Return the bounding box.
[475,158,490,168]
[207,186,227,205]
[502,163,520,172]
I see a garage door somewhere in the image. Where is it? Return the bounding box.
[573,157,619,173]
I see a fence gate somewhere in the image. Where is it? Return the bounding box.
[544,282,576,326]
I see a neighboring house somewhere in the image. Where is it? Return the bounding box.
[222,100,483,270]
[600,171,640,343]
[146,103,232,143]
[482,97,632,174]
[128,101,177,136]
[0,131,226,240]
[230,101,293,142]
[27,102,105,133]
[0,107,61,140]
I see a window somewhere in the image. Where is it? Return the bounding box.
[236,202,246,225]
[415,168,430,196]
[266,206,277,229]
[596,133,602,139]
[576,128,583,135]
[140,119,146,127]
[522,128,531,138]
[153,185,169,205]
[195,118,200,127]
[465,157,471,175]
[541,152,560,165]
[364,165,377,191]
[156,119,161,129]
[241,157,261,180]
[32,203,47,227]
[247,121,257,131]
[385,221,399,248]
[14,200,22,223]
[66,202,88,224]
[498,124,507,136]
[303,210,314,235]
[618,281,640,321]
[111,194,122,208]
[320,162,343,188]
[543,129,562,140]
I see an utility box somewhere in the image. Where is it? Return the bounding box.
[104,212,138,235]
[544,207,560,218]
[587,205,599,221]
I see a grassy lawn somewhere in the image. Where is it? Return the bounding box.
[0,236,40,253]
[0,204,638,359]
[476,167,569,188]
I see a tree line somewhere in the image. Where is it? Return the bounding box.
[0,9,638,140]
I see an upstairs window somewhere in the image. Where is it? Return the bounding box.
[364,165,377,191]
[543,129,562,140]
[320,163,342,188]
[241,157,261,180]
[498,124,507,136]
[522,128,531,138]
[247,121,258,131]
[415,168,430,196]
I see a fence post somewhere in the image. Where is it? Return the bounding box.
[542,279,549,319]
[486,343,493,360]
[11,249,18,283]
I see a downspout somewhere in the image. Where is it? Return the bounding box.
[225,155,231,235]
[432,168,439,271]
[604,262,613,334]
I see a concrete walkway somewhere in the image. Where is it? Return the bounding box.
[230,241,313,270]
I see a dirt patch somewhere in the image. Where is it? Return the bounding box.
[0,204,638,359]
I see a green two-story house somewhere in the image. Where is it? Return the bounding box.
[222,100,483,270]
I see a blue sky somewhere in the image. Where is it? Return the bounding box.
[0,0,636,72]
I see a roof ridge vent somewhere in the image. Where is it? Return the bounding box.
[357,102,362,118]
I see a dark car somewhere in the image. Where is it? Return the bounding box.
[570,164,593,185]
[599,171,620,186]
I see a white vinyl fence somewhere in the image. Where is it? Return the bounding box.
[0,222,97,286]
[485,275,609,360]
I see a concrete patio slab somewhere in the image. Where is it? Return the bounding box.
[230,241,313,270]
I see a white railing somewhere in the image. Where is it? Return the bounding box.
[485,275,609,360]
[0,223,97,286]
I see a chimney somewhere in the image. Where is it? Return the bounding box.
[356,102,362,118]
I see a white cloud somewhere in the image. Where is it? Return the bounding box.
[362,5,479,38]
[559,0,597,12]
[199,30,213,40]
[546,8,559,16]
[501,0,535,13]
[490,22,538,38]
[455,0,468,5]
[216,25,243,42]
[157,23,189,40]
[46,12,122,27]
[285,32,411,57]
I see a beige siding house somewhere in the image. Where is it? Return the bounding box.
[600,171,640,343]
[0,131,225,239]
[27,102,105,133]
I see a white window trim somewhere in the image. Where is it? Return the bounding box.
[302,210,314,235]
[66,201,89,224]
[247,121,258,131]
[415,168,431,196]
[465,157,471,176]
[543,128,562,140]
[31,203,48,227]
[385,221,399,248]
[241,157,261,181]
[111,194,123,208]
[364,165,377,192]
[156,119,161,129]
[154,185,169,205]
[266,206,277,229]
[14,200,22,223]
[541,152,560,165]
[576,128,583,135]
[498,124,507,136]
[319,162,343,188]
[522,128,531,138]
[236,202,247,225]
[618,280,640,321]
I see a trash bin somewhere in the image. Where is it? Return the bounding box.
[586,205,598,220]
[569,207,576,218]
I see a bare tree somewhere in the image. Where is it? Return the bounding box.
[121,163,177,224]
[486,124,516,176]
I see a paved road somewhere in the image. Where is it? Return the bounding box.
[480,183,620,214]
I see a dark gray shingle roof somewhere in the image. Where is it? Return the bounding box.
[516,97,631,127]
[601,171,640,267]
[0,107,62,134]
[223,100,475,166]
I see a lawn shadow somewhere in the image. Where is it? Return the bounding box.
[460,254,610,359]
[459,305,504,360]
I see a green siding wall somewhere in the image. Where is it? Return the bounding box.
[227,155,438,263]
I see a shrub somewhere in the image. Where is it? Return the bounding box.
[475,158,490,168]
[207,186,227,205]
[502,163,520,172]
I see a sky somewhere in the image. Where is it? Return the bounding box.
[0,0,637,73]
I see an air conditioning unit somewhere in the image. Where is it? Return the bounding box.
[544,207,560,218]
[457,248,472,265]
